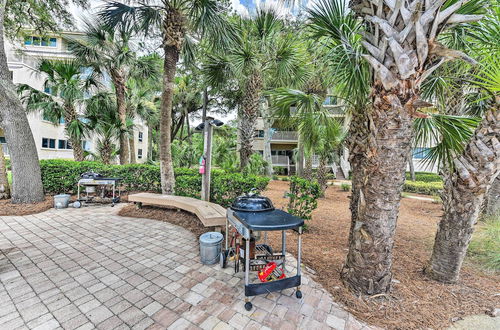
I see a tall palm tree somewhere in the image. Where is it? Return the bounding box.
[68,20,158,165]
[308,0,484,294]
[100,0,230,194]
[204,8,307,169]
[84,92,122,164]
[18,59,98,161]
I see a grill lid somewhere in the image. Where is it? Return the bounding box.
[231,194,274,212]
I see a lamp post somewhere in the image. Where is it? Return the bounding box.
[196,118,224,201]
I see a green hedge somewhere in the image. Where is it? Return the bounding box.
[403,181,443,195]
[405,172,442,182]
[40,160,269,207]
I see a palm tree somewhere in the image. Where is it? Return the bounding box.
[308,0,484,294]
[425,53,499,282]
[204,8,307,169]
[68,20,158,165]
[18,59,98,161]
[99,0,231,194]
[84,92,122,164]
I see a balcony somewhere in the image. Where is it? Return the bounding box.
[1,144,8,156]
[271,131,298,142]
[271,155,290,166]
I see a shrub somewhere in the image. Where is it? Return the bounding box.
[403,181,443,195]
[468,216,500,272]
[340,183,351,191]
[287,176,321,226]
[39,160,269,207]
[405,172,442,182]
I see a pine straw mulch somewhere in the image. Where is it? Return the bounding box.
[263,180,500,330]
[0,197,53,216]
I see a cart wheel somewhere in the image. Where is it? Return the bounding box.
[295,290,302,299]
[244,302,253,311]
[219,251,227,269]
[73,201,81,208]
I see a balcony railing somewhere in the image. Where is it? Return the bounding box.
[271,155,289,166]
[271,131,298,141]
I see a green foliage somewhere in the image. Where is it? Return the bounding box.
[242,153,268,176]
[403,181,443,195]
[340,183,351,191]
[468,216,500,272]
[39,160,269,207]
[405,172,443,182]
[287,176,321,223]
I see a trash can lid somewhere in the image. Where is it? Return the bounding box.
[199,232,223,244]
[54,194,71,197]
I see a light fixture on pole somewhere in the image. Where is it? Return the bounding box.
[196,117,224,201]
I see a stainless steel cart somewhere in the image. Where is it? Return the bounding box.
[76,177,121,207]
[221,194,304,311]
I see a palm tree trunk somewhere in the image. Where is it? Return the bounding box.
[0,2,44,203]
[296,139,304,176]
[317,155,328,196]
[426,109,499,282]
[64,105,84,162]
[484,175,500,216]
[129,136,136,164]
[159,45,177,194]
[262,99,274,177]
[147,126,154,161]
[408,149,415,181]
[341,89,413,295]
[239,71,263,169]
[303,155,313,180]
[110,70,129,165]
[0,143,10,199]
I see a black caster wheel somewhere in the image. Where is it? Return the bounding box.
[219,251,227,269]
[244,302,253,311]
[295,290,302,299]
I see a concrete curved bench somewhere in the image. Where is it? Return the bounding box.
[127,193,226,227]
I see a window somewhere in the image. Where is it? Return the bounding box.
[82,141,92,151]
[42,138,56,149]
[413,147,430,160]
[138,131,143,142]
[138,149,143,159]
[0,137,6,144]
[254,130,264,138]
[24,36,57,47]
[44,86,52,94]
[58,140,66,149]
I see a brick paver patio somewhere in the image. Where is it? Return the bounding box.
[0,205,375,330]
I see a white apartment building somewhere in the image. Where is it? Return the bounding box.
[1,30,149,163]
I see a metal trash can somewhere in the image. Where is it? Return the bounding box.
[54,194,71,209]
[199,232,223,265]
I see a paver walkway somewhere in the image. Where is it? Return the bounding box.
[0,205,375,330]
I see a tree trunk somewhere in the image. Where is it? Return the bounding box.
[408,149,415,181]
[426,109,499,282]
[147,126,154,161]
[64,105,84,161]
[239,71,263,169]
[129,136,136,164]
[317,155,328,196]
[341,87,413,295]
[0,141,10,199]
[159,45,177,194]
[262,99,274,177]
[0,2,44,203]
[303,155,313,180]
[484,175,500,216]
[100,138,112,165]
[110,70,129,165]
[296,139,304,176]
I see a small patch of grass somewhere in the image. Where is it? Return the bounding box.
[468,215,500,272]
[431,193,441,204]
[340,183,351,191]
